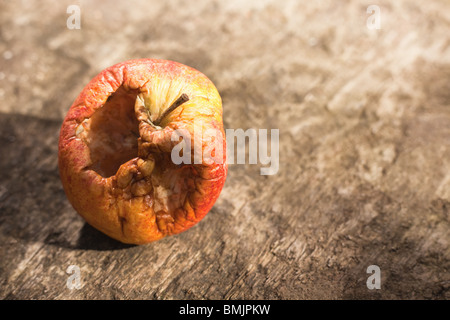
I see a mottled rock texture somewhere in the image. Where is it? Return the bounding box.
[0,0,449,299]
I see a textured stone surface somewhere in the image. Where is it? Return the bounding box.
[0,0,449,299]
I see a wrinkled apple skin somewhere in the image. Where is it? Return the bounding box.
[58,59,227,244]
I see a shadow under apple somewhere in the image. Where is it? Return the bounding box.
[0,112,135,252]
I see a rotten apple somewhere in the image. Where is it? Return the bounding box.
[58,59,227,244]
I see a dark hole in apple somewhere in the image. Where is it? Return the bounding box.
[86,86,140,178]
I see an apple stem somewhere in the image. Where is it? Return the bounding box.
[154,93,189,126]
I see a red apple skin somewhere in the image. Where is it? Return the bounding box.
[58,59,227,244]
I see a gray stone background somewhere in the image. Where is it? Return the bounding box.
[0,0,449,299]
